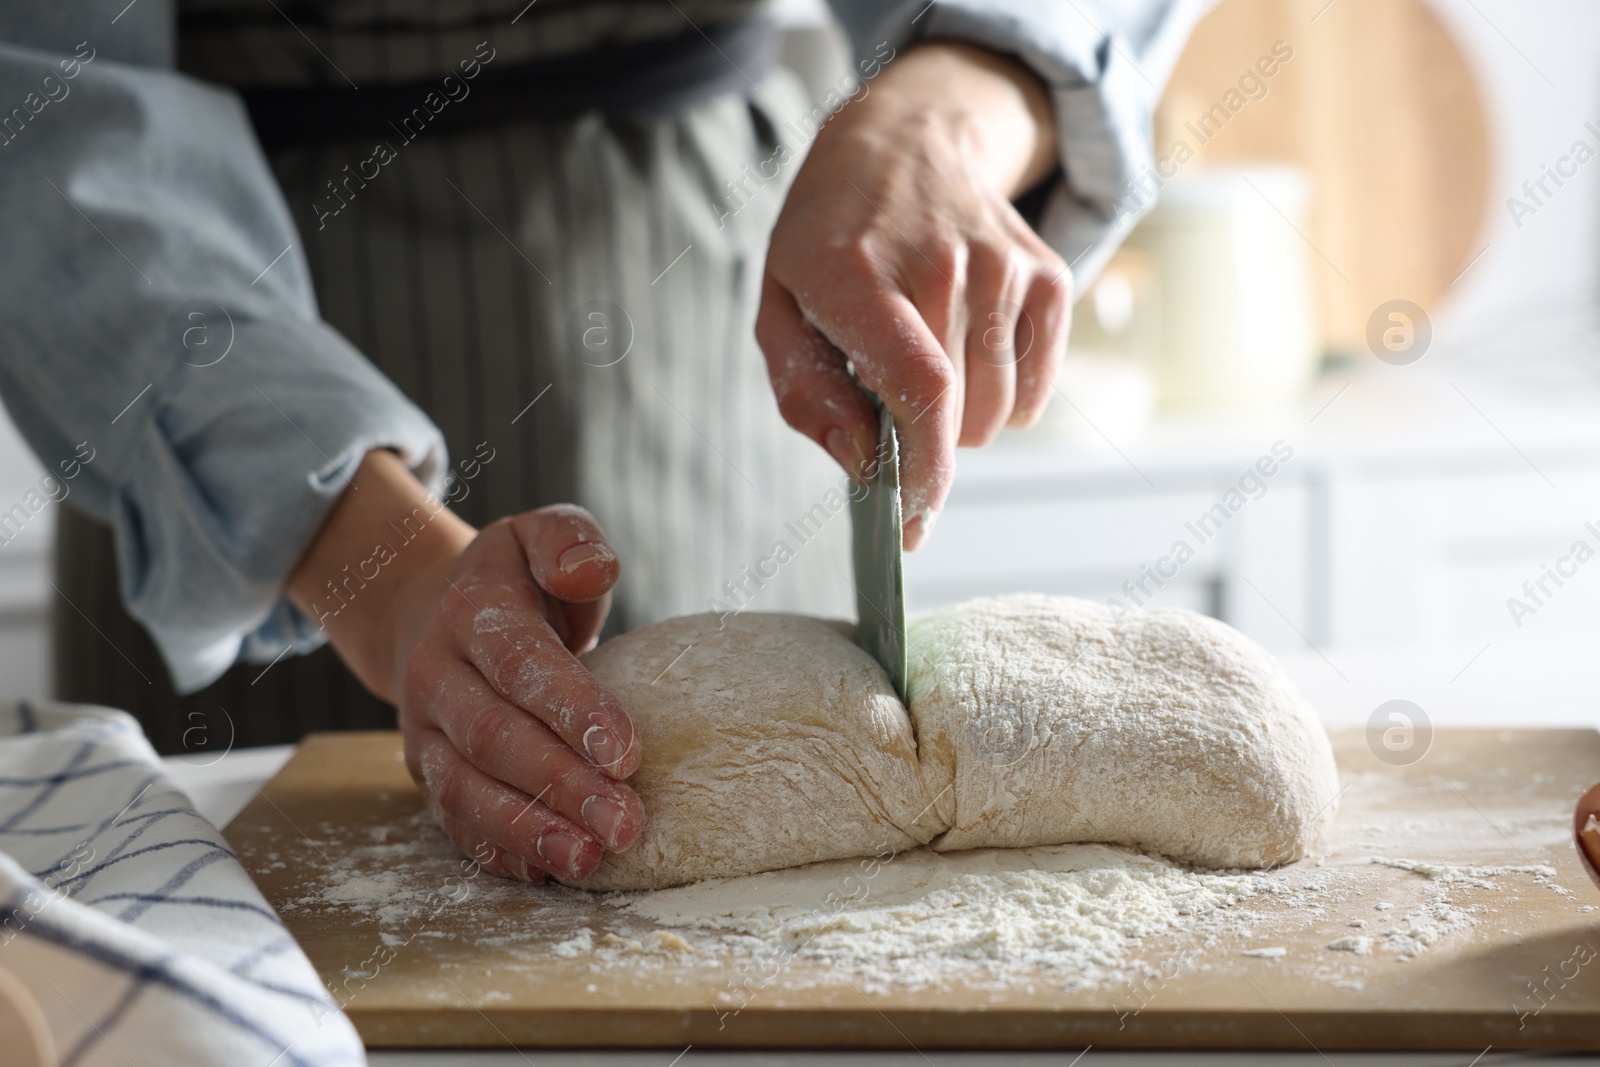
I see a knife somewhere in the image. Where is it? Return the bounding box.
[849,398,908,704]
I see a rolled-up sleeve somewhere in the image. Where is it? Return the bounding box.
[0,4,446,693]
[826,0,1211,288]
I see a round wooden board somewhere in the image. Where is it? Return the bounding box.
[1157,0,1492,353]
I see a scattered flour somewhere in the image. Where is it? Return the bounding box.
[322,872,403,905]
[551,928,594,958]
[597,931,693,955]
[1370,857,1559,890]
[1361,857,1569,959]
[270,800,1575,999]
[617,843,1267,991]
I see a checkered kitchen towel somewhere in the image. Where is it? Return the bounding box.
[0,700,364,1066]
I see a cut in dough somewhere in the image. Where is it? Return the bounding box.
[576,593,1340,891]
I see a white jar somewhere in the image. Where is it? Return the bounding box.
[1126,166,1320,414]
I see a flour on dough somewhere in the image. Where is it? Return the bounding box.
[906,594,1341,869]
[577,594,1340,890]
[576,612,945,892]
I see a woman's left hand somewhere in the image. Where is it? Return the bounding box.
[758,42,1070,550]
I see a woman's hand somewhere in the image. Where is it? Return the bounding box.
[287,450,643,883]
[759,42,1071,549]
[1578,781,1600,890]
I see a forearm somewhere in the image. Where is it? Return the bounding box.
[286,449,475,702]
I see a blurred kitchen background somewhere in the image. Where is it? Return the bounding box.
[13,0,1600,730]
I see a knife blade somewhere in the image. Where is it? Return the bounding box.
[849,399,908,704]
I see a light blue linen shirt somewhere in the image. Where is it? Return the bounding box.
[0,0,1203,694]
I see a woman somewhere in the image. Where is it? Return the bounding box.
[3,0,1201,883]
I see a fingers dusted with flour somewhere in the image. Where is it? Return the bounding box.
[453,512,639,780]
[415,728,604,882]
[757,42,1066,552]
[756,274,878,484]
[797,282,961,551]
[1011,267,1072,427]
[515,504,618,654]
[402,510,644,877]
[286,452,644,882]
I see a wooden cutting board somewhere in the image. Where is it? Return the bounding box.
[225,728,1600,1050]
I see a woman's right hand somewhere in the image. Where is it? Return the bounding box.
[287,451,644,883]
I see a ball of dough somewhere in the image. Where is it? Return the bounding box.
[905,594,1341,869]
[577,612,947,891]
[576,594,1340,890]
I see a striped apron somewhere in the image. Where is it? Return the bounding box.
[54,0,853,752]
